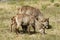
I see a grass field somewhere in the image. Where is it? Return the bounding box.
[0,0,60,40]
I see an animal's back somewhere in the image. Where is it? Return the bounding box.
[18,5,43,18]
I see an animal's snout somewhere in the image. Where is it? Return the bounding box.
[43,22,49,29]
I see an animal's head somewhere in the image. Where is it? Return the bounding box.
[41,18,49,29]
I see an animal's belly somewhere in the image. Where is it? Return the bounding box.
[22,17,30,25]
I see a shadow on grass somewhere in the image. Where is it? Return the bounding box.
[18,30,37,35]
[47,25,52,29]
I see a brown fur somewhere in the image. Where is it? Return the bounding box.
[17,5,49,29]
[17,6,43,19]
[11,14,46,34]
[11,14,36,34]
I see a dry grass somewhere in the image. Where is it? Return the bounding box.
[0,0,60,40]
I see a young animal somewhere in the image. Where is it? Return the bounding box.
[11,14,36,34]
[11,14,46,34]
[17,5,49,29]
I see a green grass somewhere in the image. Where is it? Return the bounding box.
[0,0,60,40]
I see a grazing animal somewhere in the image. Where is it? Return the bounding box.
[11,14,36,34]
[17,5,49,29]
[11,14,46,34]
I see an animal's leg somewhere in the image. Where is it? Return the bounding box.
[14,23,20,34]
[32,25,36,33]
[21,25,25,32]
[40,28,45,34]
[27,25,31,34]
[41,24,45,34]
[11,22,16,32]
[11,23,13,32]
[22,25,27,33]
[42,28,45,34]
[24,26,27,32]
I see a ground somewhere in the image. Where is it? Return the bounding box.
[0,0,60,40]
